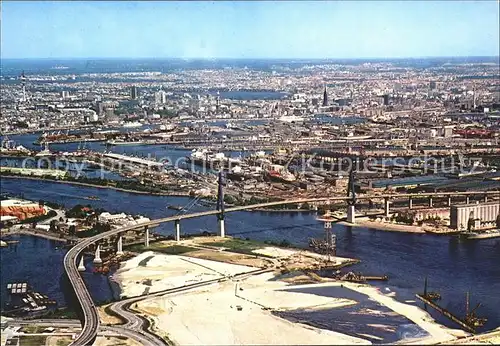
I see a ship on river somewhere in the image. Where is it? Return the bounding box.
[106,139,146,146]
[460,229,500,240]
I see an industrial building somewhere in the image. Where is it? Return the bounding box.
[450,201,500,230]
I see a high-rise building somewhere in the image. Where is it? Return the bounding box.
[429,81,437,90]
[383,94,390,106]
[130,86,138,100]
[155,90,167,105]
[96,101,104,116]
[472,85,476,109]
[322,85,328,107]
[216,91,220,113]
[20,70,27,102]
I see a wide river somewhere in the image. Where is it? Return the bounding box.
[1,178,499,332]
[1,127,499,332]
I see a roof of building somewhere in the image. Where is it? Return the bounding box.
[371,175,449,189]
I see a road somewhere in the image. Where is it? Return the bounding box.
[65,190,498,346]
[105,267,272,343]
[5,319,163,345]
[39,208,65,225]
[15,268,272,346]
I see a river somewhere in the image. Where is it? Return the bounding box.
[1,178,499,332]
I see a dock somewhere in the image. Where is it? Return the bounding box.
[416,294,475,333]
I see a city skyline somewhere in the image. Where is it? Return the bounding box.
[1,1,499,60]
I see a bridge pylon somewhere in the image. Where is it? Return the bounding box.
[93,244,102,264]
[346,157,357,224]
[216,170,226,237]
[78,256,86,272]
[175,219,181,241]
[145,226,150,247]
[116,236,123,255]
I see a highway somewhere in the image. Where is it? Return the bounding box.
[6,319,164,344]
[65,190,499,346]
[105,268,272,345]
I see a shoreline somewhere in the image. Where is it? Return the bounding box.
[1,229,69,242]
[339,218,427,233]
[114,250,467,345]
[0,175,463,236]
[0,175,191,197]
[244,208,317,213]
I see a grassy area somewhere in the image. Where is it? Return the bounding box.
[127,242,197,255]
[19,335,47,346]
[20,325,45,333]
[46,307,79,319]
[55,337,73,346]
[203,238,263,252]
[200,238,281,258]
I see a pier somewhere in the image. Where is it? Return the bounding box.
[416,294,476,333]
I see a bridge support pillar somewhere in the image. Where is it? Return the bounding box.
[347,205,356,224]
[218,217,226,238]
[145,226,150,247]
[429,197,433,208]
[448,197,452,207]
[409,197,413,210]
[175,220,181,242]
[93,244,102,264]
[117,236,123,256]
[78,256,86,272]
[466,196,470,204]
[384,198,391,218]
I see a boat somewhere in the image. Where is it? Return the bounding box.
[267,169,296,183]
[167,205,184,211]
[35,142,52,157]
[159,124,176,131]
[186,149,226,168]
[106,139,146,146]
[277,115,304,123]
[85,196,100,201]
[461,229,500,240]
[122,121,143,128]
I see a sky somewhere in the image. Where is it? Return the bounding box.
[1,1,499,59]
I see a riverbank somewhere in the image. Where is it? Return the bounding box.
[0,175,191,197]
[115,249,467,345]
[1,229,69,242]
[339,217,427,234]
[245,208,317,214]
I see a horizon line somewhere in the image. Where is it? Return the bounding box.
[2,55,499,61]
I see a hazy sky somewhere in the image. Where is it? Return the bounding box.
[1,1,499,59]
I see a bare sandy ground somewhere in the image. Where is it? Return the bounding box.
[138,279,370,345]
[342,282,469,344]
[115,248,468,345]
[93,336,141,346]
[444,328,500,344]
[134,271,467,345]
[113,251,256,297]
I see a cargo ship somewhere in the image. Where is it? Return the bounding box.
[106,139,146,146]
[186,149,227,169]
[122,121,143,128]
